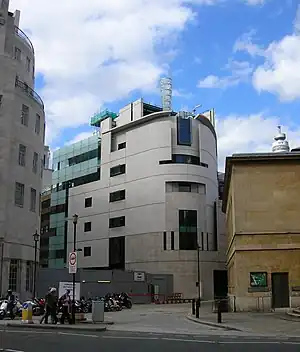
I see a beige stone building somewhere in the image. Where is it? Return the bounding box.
[223,153,300,311]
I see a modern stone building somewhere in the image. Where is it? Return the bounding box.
[223,152,300,311]
[66,99,227,299]
[0,1,45,297]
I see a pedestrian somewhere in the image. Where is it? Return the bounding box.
[42,287,58,324]
[6,289,15,320]
[59,289,71,324]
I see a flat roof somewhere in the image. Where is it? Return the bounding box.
[222,152,300,212]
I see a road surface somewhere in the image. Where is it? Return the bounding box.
[0,328,299,352]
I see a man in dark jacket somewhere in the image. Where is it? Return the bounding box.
[6,289,15,320]
[44,287,58,324]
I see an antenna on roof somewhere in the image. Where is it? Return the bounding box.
[160,77,173,111]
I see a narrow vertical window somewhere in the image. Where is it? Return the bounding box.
[163,231,167,250]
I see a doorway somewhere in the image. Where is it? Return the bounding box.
[271,272,289,309]
[213,270,228,298]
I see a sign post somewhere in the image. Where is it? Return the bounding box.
[69,252,77,274]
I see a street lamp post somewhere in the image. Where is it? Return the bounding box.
[72,214,78,324]
[33,230,40,299]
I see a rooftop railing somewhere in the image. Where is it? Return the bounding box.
[14,26,34,53]
[15,78,44,109]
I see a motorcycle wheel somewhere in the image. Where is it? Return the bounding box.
[126,301,132,309]
[0,313,4,320]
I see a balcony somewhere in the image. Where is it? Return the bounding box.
[14,26,34,53]
[15,78,44,109]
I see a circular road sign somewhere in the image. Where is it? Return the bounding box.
[69,252,76,266]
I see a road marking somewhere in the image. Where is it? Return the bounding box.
[58,332,98,338]
[0,349,24,352]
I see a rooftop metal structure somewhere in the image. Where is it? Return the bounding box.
[90,109,118,127]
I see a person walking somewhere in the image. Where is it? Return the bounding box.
[6,289,15,320]
[59,289,71,324]
[42,287,58,324]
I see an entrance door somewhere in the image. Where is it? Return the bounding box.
[271,272,289,309]
[213,270,228,299]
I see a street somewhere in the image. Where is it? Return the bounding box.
[0,329,299,351]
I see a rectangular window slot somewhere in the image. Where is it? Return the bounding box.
[30,188,36,212]
[15,182,24,207]
[84,247,91,257]
[21,104,29,126]
[85,197,92,208]
[110,164,126,177]
[179,209,198,250]
[18,144,26,166]
[171,231,175,250]
[163,231,167,250]
[109,190,125,202]
[109,216,125,228]
[177,116,192,146]
[118,142,126,150]
[84,222,91,232]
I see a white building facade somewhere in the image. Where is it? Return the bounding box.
[0,1,45,297]
[68,100,226,299]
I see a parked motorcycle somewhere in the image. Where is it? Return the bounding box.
[119,292,132,309]
[0,299,17,320]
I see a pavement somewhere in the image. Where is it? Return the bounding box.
[185,302,300,337]
[1,303,300,339]
[0,328,299,351]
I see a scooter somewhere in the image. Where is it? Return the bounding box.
[0,300,16,320]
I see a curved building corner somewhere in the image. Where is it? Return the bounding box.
[0,2,45,298]
[67,100,227,300]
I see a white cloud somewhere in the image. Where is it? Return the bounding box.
[216,113,300,171]
[244,0,265,6]
[10,0,206,144]
[198,60,253,89]
[65,132,95,146]
[234,7,300,101]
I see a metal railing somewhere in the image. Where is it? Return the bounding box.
[15,78,44,109]
[14,26,34,53]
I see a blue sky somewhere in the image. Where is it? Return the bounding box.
[11,0,300,169]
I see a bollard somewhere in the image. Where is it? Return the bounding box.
[192,299,195,315]
[217,300,222,324]
[195,298,200,319]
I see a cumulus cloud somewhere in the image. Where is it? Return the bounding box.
[10,0,202,144]
[234,7,300,101]
[216,113,300,171]
[198,60,253,89]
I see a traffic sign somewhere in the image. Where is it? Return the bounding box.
[69,251,77,274]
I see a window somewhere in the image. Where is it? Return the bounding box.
[178,182,191,192]
[177,116,192,146]
[109,190,125,202]
[15,182,24,207]
[25,261,33,292]
[109,236,125,269]
[18,144,26,166]
[85,197,92,208]
[171,231,175,250]
[32,152,38,173]
[68,149,98,166]
[84,246,91,257]
[160,154,208,168]
[179,210,198,250]
[26,57,31,72]
[110,164,126,177]
[9,259,18,292]
[118,142,126,150]
[84,222,91,232]
[21,104,29,126]
[30,188,36,212]
[35,114,40,134]
[163,232,167,250]
[14,47,21,61]
[109,216,125,228]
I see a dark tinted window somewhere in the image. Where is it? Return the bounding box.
[179,210,197,250]
[109,236,125,269]
[85,197,92,208]
[109,190,125,202]
[110,164,126,177]
[118,142,126,150]
[159,154,208,168]
[163,232,167,250]
[171,231,175,250]
[178,182,191,192]
[68,149,98,166]
[109,216,125,228]
[177,116,191,146]
[84,222,91,232]
[84,247,91,257]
